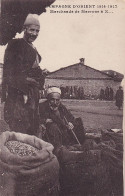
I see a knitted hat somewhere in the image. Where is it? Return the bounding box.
[24,14,40,27]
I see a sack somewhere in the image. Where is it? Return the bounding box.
[99,130,123,196]
[58,145,112,196]
[0,131,60,196]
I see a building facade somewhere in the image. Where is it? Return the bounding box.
[45,59,123,99]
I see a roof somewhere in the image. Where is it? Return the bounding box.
[102,70,124,82]
[47,62,115,80]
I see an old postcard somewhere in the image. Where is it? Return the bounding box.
[0,0,124,195]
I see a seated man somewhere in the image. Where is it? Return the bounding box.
[39,87,85,152]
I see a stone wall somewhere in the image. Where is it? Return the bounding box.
[45,78,120,96]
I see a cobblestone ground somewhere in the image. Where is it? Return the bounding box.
[0,99,123,134]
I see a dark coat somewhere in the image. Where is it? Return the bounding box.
[39,100,75,130]
[2,38,44,135]
[115,89,123,108]
[39,100,85,145]
[2,38,44,101]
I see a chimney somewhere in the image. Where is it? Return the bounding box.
[79,58,85,65]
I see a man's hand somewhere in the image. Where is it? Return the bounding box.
[38,124,46,138]
[39,124,46,131]
[66,122,74,130]
[23,95,28,104]
[42,69,49,75]
[45,119,53,124]
[26,77,39,85]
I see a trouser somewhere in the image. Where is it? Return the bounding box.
[4,87,39,135]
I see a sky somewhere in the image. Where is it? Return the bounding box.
[0,0,125,75]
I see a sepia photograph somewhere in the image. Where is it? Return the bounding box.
[0,0,124,195]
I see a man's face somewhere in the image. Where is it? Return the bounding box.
[24,24,40,43]
[48,93,61,111]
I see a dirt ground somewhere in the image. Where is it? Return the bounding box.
[0,99,123,134]
[62,99,123,132]
[0,99,123,196]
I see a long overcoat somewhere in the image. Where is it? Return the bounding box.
[2,38,45,135]
[39,100,85,147]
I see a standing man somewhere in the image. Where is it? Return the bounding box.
[105,86,110,100]
[2,14,45,135]
[109,87,114,101]
[115,86,123,110]
[100,88,105,100]
[39,87,85,152]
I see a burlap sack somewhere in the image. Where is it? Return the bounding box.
[0,131,60,196]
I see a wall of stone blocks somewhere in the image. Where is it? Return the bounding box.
[45,78,121,96]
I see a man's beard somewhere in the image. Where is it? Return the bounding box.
[49,104,59,111]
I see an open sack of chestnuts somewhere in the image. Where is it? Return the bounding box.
[0,131,60,196]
